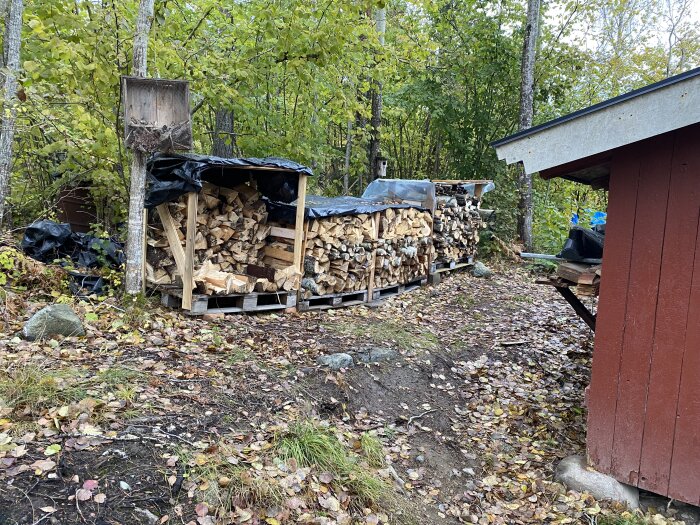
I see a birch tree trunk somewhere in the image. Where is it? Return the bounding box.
[516,0,541,251]
[0,0,23,227]
[124,0,155,295]
[368,7,385,182]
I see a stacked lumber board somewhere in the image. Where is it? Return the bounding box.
[301,215,375,297]
[146,182,300,295]
[374,207,433,288]
[433,184,484,264]
[556,261,601,296]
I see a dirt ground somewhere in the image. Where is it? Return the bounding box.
[0,264,691,524]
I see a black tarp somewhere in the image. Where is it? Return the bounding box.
[557,225,604,261]
[267,195,424,223]
[145,153,314,208]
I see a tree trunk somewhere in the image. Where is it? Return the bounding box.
[343,120,352,194]
[212,108,239,158]
[0,0,22,228]
[516,0,541,251]
[124,0,155,295]
[368,7,385,182]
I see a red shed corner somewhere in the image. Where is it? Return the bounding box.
[491,66,700,506]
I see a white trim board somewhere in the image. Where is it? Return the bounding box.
[493,74,700,175]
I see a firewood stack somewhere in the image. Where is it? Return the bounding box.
[301,215,375,297]
[146,182,299,294]
[433,186,484,264]
[373,208,433,287]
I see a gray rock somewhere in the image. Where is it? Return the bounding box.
[357,347,397,363]
[317,353,354,370]
[22,304,85,341]
[471,261,493,278]
[555,455,639,509]
[133,508,159,525]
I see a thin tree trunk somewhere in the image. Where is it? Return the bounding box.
[124,0,155,295]
[368,7,385,182]
[343,120,352,194]
[0,0,23,227]
[212,108,240,158]
[516,0,541,251]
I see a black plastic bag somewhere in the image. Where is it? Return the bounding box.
[557,226,604,261]
[21,220,73,262]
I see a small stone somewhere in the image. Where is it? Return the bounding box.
[22,304,85,341]
[133,508,158,525]
[150,336,165,346]
[471,261,493,278]
[317,353,354,370]
[555,455,639,509]
[203,313,224,321]
[119,481,131,491]
[357,347,398,363]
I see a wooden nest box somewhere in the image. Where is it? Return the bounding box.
[122,77,192,152]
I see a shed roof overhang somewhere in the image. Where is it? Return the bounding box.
[491,67,700,186]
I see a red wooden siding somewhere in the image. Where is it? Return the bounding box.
[587,123,700,505]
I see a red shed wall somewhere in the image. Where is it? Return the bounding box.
[587,122,700,504]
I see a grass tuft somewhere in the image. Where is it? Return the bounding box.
[326,320,437,352]
[276,421,389,507]
[0,365,86,413]
[359,432,385,468]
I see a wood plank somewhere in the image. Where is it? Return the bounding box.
[586,143,641,473]
[639,128,700,496]
[270,226,296,240]
[182,192,198,311]
[610,133,674,486]
[293,174,308,275]
[367,212,380,300]
[156,203,189,283]
[264,245,295,263]
[668,124,700,505]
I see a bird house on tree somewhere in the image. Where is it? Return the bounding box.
[121,77,192,153]
[493,66,700,506]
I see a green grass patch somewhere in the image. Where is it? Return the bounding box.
[0,365,87,414]
[326,320,438,352]
[359,432,385,468]
[276,421,389,507]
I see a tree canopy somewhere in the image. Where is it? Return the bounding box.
[6,0,700,251]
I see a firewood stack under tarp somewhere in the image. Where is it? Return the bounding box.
[300,215,376,297]
[432,184,485,265]
[373,207,433,288]
[146,181,300,295]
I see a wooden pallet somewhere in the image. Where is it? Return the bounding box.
[160,288,297,315]
[430,255,474,274]
[371,277,427,301]
[298,290,368,312]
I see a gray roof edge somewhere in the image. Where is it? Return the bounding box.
[491,66,700,148]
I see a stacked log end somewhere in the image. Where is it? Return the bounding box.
[301,215,375,297]
[433,185,485,264]
[146,182,299,295]
[373,207,433,288]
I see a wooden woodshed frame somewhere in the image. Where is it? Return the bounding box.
[146,158,308,315]
[492,66,700,505]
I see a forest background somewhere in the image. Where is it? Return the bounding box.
[6,0,700,253]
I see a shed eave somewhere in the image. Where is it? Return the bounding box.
[492,67,700,177]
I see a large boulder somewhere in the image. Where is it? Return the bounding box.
[555,455,639,509]
[357,347,397,364]
[22,304,85,341]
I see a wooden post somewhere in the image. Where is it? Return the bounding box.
[367,211,381,300]
[293,174,308,275]
[182,192,197,311]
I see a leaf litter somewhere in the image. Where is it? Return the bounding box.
[0,264,691,524]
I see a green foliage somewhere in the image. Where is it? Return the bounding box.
[0,366,87,414]
[5,0,699,251]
